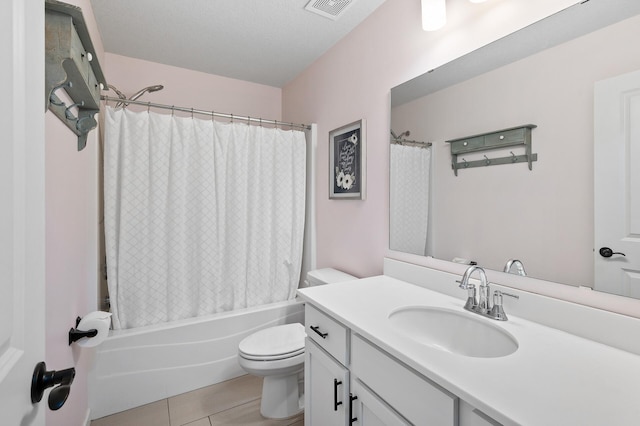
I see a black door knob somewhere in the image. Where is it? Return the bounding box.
[599,247,626,258]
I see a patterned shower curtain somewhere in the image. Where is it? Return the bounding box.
[104,107,306,329]
[389,144,431,256]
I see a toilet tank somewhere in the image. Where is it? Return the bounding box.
[305,268,356,287]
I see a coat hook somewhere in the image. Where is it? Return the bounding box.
[484,155,491,165]
[462,158,469,168]
[50,81,73,106]
[510,151,518,162]
[64,101,84,120]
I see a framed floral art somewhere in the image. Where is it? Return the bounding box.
[329,119,366,200]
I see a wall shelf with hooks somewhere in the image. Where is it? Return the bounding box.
[45,0,107,151]
[445,124,537,176]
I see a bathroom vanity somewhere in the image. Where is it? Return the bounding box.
[298,259,640,425]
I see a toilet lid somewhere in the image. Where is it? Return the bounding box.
[239,323,306,358]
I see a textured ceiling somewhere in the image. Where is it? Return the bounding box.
[90,0,387,88]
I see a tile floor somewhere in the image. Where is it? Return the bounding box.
[91,374,304,426]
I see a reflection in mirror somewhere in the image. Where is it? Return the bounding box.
[389,131,432,255]
[390,0,640,298]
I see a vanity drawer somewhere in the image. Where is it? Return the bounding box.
[305,304,349,365]
[351,334,457,426]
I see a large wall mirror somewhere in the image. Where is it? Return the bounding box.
[390,0,640,299]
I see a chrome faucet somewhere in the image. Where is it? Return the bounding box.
[504,259,527,276]
[458,265,519,321]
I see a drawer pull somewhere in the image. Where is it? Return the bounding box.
[333,379,343,411]
[310,325,328,339]
[349,393,358,424]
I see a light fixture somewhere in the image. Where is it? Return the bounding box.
[421,0,446,31]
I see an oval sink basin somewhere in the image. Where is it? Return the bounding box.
[388,306,518,358]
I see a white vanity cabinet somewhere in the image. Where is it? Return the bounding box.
[350,379,409,425]
[351,334,457,425]
[305,304,351,425]
[459,401,503,426]
[305,338,350,425]
[305,303,469,426]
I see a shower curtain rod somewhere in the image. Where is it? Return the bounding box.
[391,138,432,148]
[100,95,311,130]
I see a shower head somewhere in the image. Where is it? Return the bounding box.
[390,129,411,141]
[129,85,164,102]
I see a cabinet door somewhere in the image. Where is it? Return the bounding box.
[305,338,349,426]
[351,335,457,425]
[459,400,503,426]
[351,379,410,426]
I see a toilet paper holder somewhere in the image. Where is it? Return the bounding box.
[69,316,97,345]
[68,311,111,346]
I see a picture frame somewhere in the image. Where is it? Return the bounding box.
[329,119,366,200]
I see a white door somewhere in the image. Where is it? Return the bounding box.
[0,0,46,424]
[594,69,640,298]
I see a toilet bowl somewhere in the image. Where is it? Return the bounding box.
[238,323,306,419]
[237,268,357,419]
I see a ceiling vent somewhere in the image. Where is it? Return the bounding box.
[304,0,355,20]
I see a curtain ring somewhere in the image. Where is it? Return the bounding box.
[171,105,175,116]
[211,110,215,122]
[247,116,251,126]
[230,113,234,123]
[191,108,194,119]
[259,118,262,127]
[147,102,151,113]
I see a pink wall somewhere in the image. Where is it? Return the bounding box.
[104,53,282,120]
[45,1,102,425]
[282,0,578,278]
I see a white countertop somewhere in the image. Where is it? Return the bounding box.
[297,275,640,425]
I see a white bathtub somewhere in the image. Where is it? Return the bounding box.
[88,299,305,419]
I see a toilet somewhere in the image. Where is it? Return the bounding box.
[237,268,356,419]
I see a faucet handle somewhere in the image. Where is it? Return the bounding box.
[463,284,476,311]
[489,290,519,321]
[496,290,519,300]
[456,279,472,290]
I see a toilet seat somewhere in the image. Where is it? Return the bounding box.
[238,323,305,361]
[239,347,305,361]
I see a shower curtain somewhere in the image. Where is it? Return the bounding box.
[389,144,431,256]
[104,107,306,329]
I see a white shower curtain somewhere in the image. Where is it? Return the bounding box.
[390,144,431,256]
[104,107,306,329]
